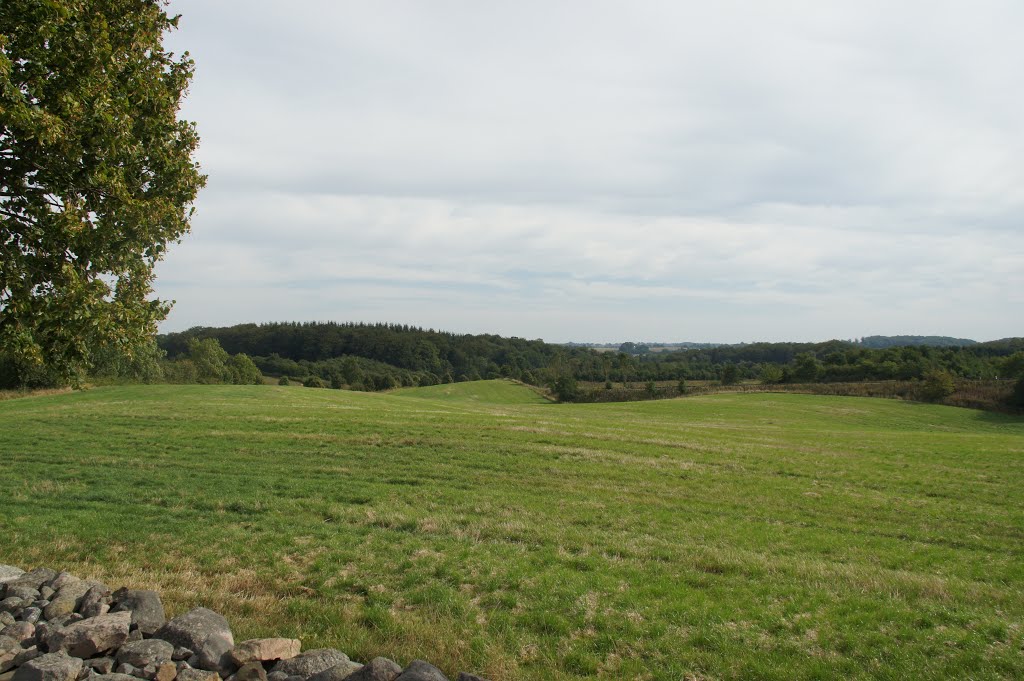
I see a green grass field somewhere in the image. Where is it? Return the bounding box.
[1,381,1022,680]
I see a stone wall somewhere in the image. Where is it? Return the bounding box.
[0,567,488,681]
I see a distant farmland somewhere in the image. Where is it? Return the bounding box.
[1,381,1022,680]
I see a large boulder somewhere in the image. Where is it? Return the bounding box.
[337,659,402,681]
[393,661,448,681]
[45,611,130,658]
[110,590,165,636]
[153,609,233,672]
[11,652,81,681]
[229,640,300,667]
[270,650,350,679]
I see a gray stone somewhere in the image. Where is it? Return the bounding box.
[0,638,19,653]
[42,600,76,623]
[0,614,15,629]
[454,675,488,681]
[341,659,402,681]
[138,662,176,681]
[45,615,79,630]
[5,589,38,604]
[37,590,53,603]
[10,648,41,669]
[175,669,219,681]
[283,676,303,681]
[95,675,139,681]
[11,652,82,681]
[0,600,25,618]
[83,659,114,675]
[33,622,57,649]
[270,651,350,679]
[0,650,17,676]
[46,611,131,658]
[306,661,363,681]
[114,664,137,677]
[234,663,265,681]
[1,623,34,647]
[393,661,448,681]
[6,571,57,594]
[110,592,164,638]
[125,631,143,644]
[266,672,288,681]
[0,569,25,586]
[21,609,42,625]
[77,589,110,621]
[117,640,174,668]
[169,650,191,664]
[152,609,232,673]
[228,640,300,668]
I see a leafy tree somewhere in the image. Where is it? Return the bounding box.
[791,354,822,382]
[226,353,262,385]
[187,337,228,384]
[920,369,955,402]
[1011,377,1024,408]
[551,373,578,401]
[1002,352,1024,380]
[721,364,740,385]
[677,378,686,393]
[0,1,205,387]
[759,364,784,384]
[277,375,290,386]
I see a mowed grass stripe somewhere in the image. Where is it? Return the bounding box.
[1,381,1022,680]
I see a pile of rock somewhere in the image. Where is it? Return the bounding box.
[0,567,487,681]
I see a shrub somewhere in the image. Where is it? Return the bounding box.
[278,376,290,386]
[920,369,955,402]
[303,375,326,388]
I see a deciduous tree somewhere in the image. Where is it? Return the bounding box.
[0,0,205,387]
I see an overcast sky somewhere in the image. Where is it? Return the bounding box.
[157,0,1023,343]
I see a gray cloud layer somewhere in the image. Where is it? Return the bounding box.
[157,0,1024,342]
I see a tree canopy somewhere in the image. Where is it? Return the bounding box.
[0,0,205,387]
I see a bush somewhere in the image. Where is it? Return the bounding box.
[552,374,578,401]
[303,376,326,388]
[278,376,290,386]
[227,353,263,385]
[760,364,784,384]
[1011,377,1024,408]
[920,369,955,402]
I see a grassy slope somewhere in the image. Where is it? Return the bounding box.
[391,380,550,405]
[1,381,1022,680]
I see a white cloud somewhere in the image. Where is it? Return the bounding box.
[157,0,1024,342]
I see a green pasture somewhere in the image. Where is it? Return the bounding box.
[1,381,1022,680]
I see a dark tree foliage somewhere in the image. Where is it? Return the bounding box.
[158,322,599,391]
[158,323,1024,395]
[0,0,205,387]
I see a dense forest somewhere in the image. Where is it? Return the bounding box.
[157,322,595,390]
[155,323,1024,396]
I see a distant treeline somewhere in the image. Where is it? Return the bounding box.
[580,338,1024,384]
[157,322,594,390]
[156,323,1024,393]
